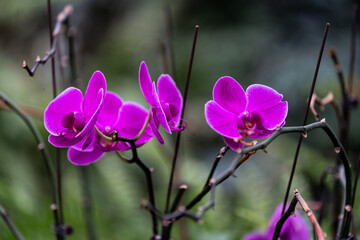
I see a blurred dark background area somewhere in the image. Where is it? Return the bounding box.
[0,0,359,239]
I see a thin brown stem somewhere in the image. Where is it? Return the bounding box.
[295,189,325,240]
[349,1,359,94]
[281,23,330,215]
[23,5,73,78]
[164,25,199,215]
[203,146,229,188]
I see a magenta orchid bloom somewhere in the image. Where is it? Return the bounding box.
[139,61,184,144]
[205,76,288,152]
[44,71,106,150]
[67,92,154,165]
[243,204,310,240]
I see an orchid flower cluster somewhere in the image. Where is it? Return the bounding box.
[44,61,184,165]
[44,63,288,164]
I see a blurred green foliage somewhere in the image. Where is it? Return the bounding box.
[1,0,360,239]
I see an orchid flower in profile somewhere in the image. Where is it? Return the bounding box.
[44,71,106,150]
[205,76,288,152]
[243,204,310,240]
[139,61,184,144]
[67,92,154,165]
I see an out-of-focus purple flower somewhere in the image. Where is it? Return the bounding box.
[243,204,310,240]
[67,92,154,165]
[205,76,288,152]
[44,71,106,150]
[139,61,183,144]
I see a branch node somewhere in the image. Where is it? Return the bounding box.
[302,131,308,138]
[335,147,341,154]
[50,203,58,211]
[37,143,44,150]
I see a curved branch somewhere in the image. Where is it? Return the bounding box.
[158,120,351,238]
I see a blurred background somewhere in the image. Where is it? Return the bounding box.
[1,0,360,239]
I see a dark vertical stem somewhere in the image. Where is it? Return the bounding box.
[47,0,63,238]
[80,167,97,240]
[281,23,330,215]
[66,16,97,240]
[164,25,199,214]
[273,197,298,240]
[68,25,77,87]
[164,1,175,78]
[47,0,57,98]
[349,1,359,94]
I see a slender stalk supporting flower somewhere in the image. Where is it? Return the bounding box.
[282,22,330,215]
[130,142,159,237]
[95,125,158,236]
[0,205,25,240]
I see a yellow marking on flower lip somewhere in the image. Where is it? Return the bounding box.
[245,122,253,128]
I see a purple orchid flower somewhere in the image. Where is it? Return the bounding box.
[205,76,288,152]
[139,61,184,144]
[44,71,106,150]
[243,204,310,240]
[67,92,154,165]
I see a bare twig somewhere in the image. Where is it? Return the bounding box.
[310,92,346,130]
[22,5,73,77]
[203,146,229,188]
[294,189,325,240]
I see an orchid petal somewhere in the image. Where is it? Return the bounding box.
[223,137,244,152]
[246,84,288,130]
[48,134,80,148]
[68,146,104,165]
[83,71,106,114]
[149,110,165,145]
[139,61,154,106]
[157,74,183,124]
[97,91,123,129]
[213,76,247,115]
[205,101,240,138]
[242,232,267,240]
[44,87,83,135]
[152,82,171,133]
[75,88,104,139]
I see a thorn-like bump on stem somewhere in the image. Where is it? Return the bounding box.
[335,147,341,154]
[37,143,44,150]
[344,205,352,212]
[50,203,58,211]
